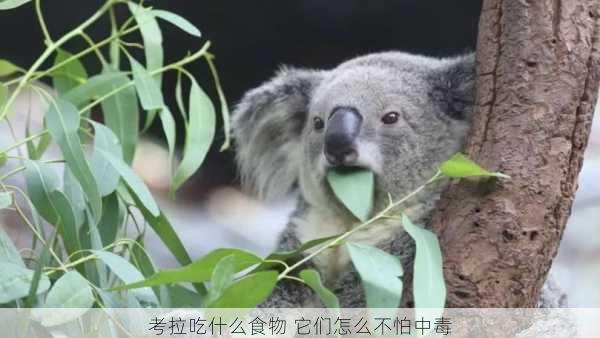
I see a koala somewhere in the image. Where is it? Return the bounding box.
[232,51,566,308]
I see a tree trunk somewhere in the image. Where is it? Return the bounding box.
[430,0,600,307]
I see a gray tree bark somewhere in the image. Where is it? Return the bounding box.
[430,0,600,307]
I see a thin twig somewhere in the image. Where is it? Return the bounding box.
[34,0,52,45]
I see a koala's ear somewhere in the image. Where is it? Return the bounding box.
[232,67,323,200]
[430,53,476,119]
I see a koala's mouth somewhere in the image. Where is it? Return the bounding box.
[322,153,377,172]
[326,164,370,172]
[321,139,382,175]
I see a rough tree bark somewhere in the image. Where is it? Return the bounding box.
[430,0,600,307]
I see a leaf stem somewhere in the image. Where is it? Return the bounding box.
[263,259,290,270]
[282,275,306,284]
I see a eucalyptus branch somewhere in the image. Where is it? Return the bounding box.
[35,25,140,84]
[119,40,145,49]
[79,41,212,114]
[277,170,444,281]
[44,253,97,276]
[1,42,212,157]
[159,42,213,73]
[0,0,117,122]
[64,238,135,264]
[79,31,108,66]
[1,25,139,89]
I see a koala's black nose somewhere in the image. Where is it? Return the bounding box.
[324,107,362,166]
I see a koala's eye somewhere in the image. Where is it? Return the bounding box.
[381,111,400,124]
[313,116,324,130]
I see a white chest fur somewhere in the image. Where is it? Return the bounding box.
[293,207,403,284]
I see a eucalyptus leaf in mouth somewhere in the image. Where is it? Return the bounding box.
[326,167,374,222]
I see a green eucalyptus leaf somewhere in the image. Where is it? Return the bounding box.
[0,191,12,210]
[82,211,108,287]
[346,242,403,308]
[440,153,509,179]
[0,262,50,304]
[90,122,123,196]
[63,168,85,227]
[132,206,196,282]
[42,271,93,326]
[25,122,38,160]
[168,285,203,308]
[402,214,446,317]
[127,3,163,74]
[113,248,262,291]
[45,98,102,222]
[24,160,61,224]
[96,71,139,164]
[94,149,159,216]
[51,49,88,94]
[158,107,176,177]
[151,10,201,37]
[128,55,163,111]
[327,168,374,221]
[0,83,7,112]
[0,0,30,10]
[129,237,169,305]
[175,71,186,124]
[27,230,56,306]
[0,59,23,75]
[98,193,123,247]
[128,2,163,130]
[299,269,340,308]
[34,131,52,160]
[27,165,81,265]
[92,250,158,305]
[62,72,128,107]
[49,190,80,257]
[0,152,6,168]
[205,255,236,305]
[0,227,24,267]
[171,77,215,194]
[209,271,278,308]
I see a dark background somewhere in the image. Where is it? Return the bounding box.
[0,0,482,197]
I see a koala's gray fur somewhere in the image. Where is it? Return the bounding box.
[232,51,565,308]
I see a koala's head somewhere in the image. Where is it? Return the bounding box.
[233,52,475,213]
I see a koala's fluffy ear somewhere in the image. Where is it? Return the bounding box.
[232,68,323,200]
[430,53,476,119]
